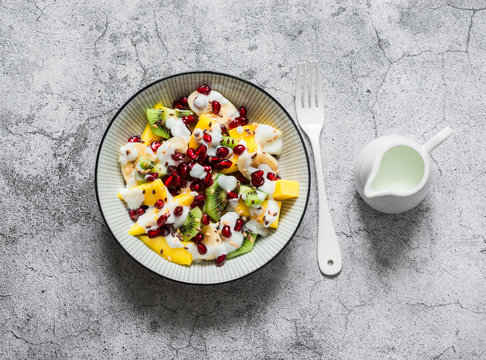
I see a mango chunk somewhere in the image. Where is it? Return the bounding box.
[273,180,300,200]
[118,179,167,206]
[138,235,193,266]
[141,123,162,144]
[220,125,258,174]
[172,193,194,207]
[188,114,219,149]
[235,199,281,229]
[128,223,145,236]
[235,198,251,217]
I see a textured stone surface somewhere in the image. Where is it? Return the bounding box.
[1,0,485,358]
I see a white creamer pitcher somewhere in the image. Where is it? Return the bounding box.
[354,127,452,214]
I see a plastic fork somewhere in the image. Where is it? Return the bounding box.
[295,62,342,276]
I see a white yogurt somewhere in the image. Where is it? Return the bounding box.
[119,187,144,209]
[165,117,191,143]
[262,200,280,228]
[119,143,139,166]
[190,163,207,180]
[244,219,268,236]
[217,174,237,193]
[255,124,283,156]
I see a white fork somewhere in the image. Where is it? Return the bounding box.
[295,62,342,276]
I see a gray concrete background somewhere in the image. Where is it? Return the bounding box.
[1,0,485,359]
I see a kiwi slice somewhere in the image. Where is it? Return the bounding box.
[134,171,147,184]
[227,233,258,260]
[152,163,167,178]
[220,136,238,149]
[239,185,267,207]
[146,109,171,139]
[138,158,155,170]
[179,207,203,241]
[204,175,227,221]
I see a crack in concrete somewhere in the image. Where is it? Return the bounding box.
[433,345,456,359]
[129,38,148,87]
[94,14,109,53]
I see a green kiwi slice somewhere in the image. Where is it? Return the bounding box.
[220,136,238,149]
[179,207,203,241]
[204,175,227,221]
[146,109,171,139]
[239,185,267,207]
[227,233,258,260]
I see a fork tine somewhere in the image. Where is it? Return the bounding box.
[295,63,302,109]
[316,62,324,107]
[310,62,316,108]
[303,63,308,108]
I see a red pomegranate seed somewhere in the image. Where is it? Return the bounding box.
[129,209,138,221]
[160,225,172,237]
[203,133,212,143]
[169,187,181,196]
[251,170,264,179]
[215,254,226,267]
[195,144,207,156]
[218,160,233,169]
[145,172,158,182]
[238,106,246,117]
[220,125,228,135]
[165,175,176,187]
[193,233,204,243]
[154,199,165,209]
[137,206,147,216]
[171,152,184,162]
[251,177,265,187]
[197,154,208,165]
[203,172,213,187]
[197,242,207,255]
[147,228,160,238]
[239,117,249,126]
[157,214,168,227]
[174,175,182,187]
[180,96,188,105]
[228,118,241,129]
[167,165,178,174]
[227,190,239,199]
[190,181,203,192]
[178,163,190,179]
[266,172,277,181]
[150,141,162,153]
[128,136,141,143]
[201,213,210,225]
[188,160,196,169]
[221,225,232,238]
[173,101,183,109]
[203,165,212,172]
[186,148,197,160]
[211,100,221,115]
[182,115,195,125]
[234,218,244,232]
[232,144,246,155]
[197,84,211,95]
[173,206,183,217]
[181,180,187,187]
[191,194,206,208]
[216,147,230,158]
[236,174,249,184]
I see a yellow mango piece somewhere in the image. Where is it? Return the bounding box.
[141,123,162,144]
[219,125,258,174]
[153,102,163,109]
[188,114,219,149]
[273,180,300,200]
[138,235,193,266]
[235,198,251,217]
[119,179,167,206]
[235,199,281,229]
[128,223,145,236]
[172,193,194,207]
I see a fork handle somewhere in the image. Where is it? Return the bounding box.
[308,133,342,276]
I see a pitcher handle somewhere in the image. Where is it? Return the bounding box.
[424,127,452,153]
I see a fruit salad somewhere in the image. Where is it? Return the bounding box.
[117,84,300,267]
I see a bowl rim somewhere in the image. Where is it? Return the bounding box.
[95,71,311,285]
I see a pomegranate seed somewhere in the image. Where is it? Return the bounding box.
[173,101,183,109]
[178,163,190,179]
[215,254,226,267]
[137,206,147,216]
[228,118,241,129]
[216,147,230,158]
[167,165,178,174]
[169,187,180,196]
[188,160,197,169]
[227,190,239,199]
[190,181,203,192]
[197,84,211,95]
[218,160,233,169]
[251,170,264,179]
[251,177,265,187]
[174,175,182,187]
[203,133,212,143]
[150,141,162,153]
[236,174,249,184]
[239,117,249,126]
[181,180,187,187]
[266,172,277,181]
[234,218,244,232]
[203,165,212,172]
[209,156,221,165]
[238,106,246,117]
[220,125,228,135]
[160,225,172,237]
[173,206,183,217]
[201,213,210,225]
[186,148,197,160]
[198,242,207,255]
[180,96,188,105]
[164,175,175,187]
[145,172,158,182]
[211,100,221,115]
[157,214,169,227]
[182,115,195,125]
[129,209,138,221]
[221,225,232,238]
[128,136,141,143]
[154,199,165,209]
[197,154,209,165]
[195,144,207,156]
[232,144,246,155]
[147,228,160,238]
[193,233,204,243]
[171,152,184,162]
[191,194,206,208]
[203,172,213,187]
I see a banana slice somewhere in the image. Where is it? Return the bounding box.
[187,90,238,126]
[237,151,279,179]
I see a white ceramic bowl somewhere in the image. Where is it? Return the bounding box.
[95,72,310,284]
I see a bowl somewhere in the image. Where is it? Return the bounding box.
[95,71,310,284]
